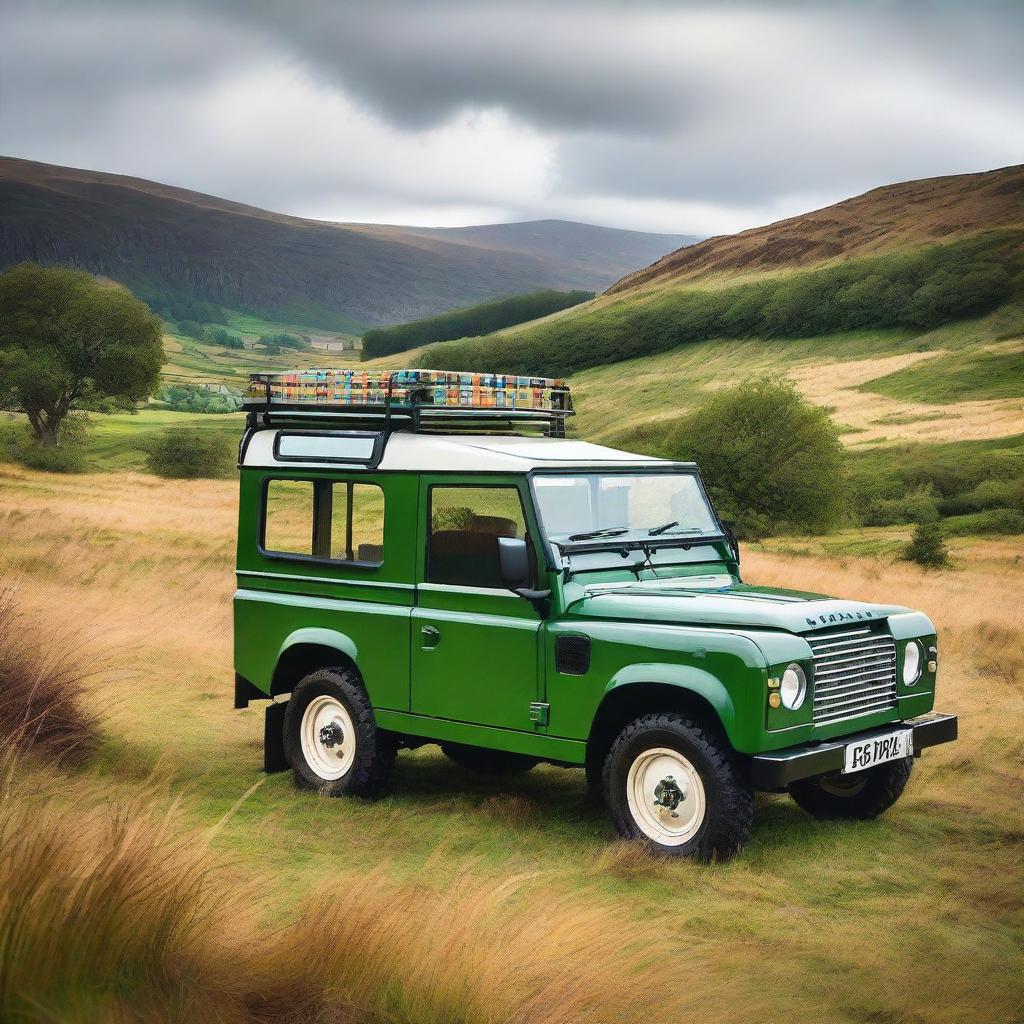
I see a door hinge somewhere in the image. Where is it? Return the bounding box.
[529,702,550,727]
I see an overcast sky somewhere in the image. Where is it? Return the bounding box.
[2,0,1022,235]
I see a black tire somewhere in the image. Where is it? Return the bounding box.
[788,757,912,820]
[441,742,538,776]
[603,713,753,861]
[284,667,395,797]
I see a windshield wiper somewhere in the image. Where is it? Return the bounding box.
[567,526,629,542]
[648,521,678,536]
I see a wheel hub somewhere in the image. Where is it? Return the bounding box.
[319,721,343,749]
[652,775,686,817]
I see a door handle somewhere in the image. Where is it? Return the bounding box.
[420,624,440,648]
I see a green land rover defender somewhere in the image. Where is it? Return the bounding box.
[233,369,956,860]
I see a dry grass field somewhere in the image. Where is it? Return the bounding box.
[1,462,1022,1022]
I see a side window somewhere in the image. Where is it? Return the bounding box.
[263,478,384,564]
[428,486,527,588]
[264,480,315,556]
[329,482,385,563]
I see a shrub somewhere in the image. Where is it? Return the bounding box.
[903,522,951,568]
[663,376,848,537]
[203,326,244,348]
[864,486,940,527]
[362,289,595,358]
[3,415,88,473]
[259,332,307,353]
[176,318,204,339]
[942,509,1024,536]
[432,505,476,531]
[0,577,99,766]
[144,428,235,479]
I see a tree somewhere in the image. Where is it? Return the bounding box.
[663,375,848,538]
[903,522,951,569]
[0,264,164,446]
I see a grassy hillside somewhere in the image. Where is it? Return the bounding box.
[0,156,691,329]
[362,288,594,358]
[1,464,1021,1021]
[421,230,1024,378]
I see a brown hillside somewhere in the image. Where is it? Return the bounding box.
[609,164,1024,294]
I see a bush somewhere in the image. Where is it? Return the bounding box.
[0,577,99,765]
[3,415,88,473]
[942,509,1024,536]
[176,319,204,339]
[864,486,940,527]
[362,289,595,358]
[144,428,235,479]
[903,522,951,568]
[259,332,307,353]
[662,376,848,538]
[420,231,1024,378]
[158,383,243,414]
[204,326,244,349]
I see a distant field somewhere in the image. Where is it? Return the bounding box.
[161,309,362,389]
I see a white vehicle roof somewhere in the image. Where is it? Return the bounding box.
[242,429,682,472]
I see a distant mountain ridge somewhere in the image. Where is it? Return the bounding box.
[0,156,697,329]
[609,164,1024,294]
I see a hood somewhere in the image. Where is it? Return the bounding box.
[567,581,911,635]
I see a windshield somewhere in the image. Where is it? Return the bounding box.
[532,472,719,547]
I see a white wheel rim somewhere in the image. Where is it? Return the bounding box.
[626,747,706,846]
[300,695,356,781]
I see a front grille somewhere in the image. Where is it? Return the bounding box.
[808,625,897,726]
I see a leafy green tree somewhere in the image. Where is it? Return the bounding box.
[0,264,164,446]
[663,375,848,537]
[903,522,951,569]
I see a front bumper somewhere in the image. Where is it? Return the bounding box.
[748,712,957,790]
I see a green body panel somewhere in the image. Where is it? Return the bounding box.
[233,460,940,767]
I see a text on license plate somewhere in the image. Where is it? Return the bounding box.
[843,729,913,773]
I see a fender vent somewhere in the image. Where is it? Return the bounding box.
[555,635,591,675]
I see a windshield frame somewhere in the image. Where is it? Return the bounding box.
[526,464,727,569]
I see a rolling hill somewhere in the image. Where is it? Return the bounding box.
[610,164,1024,293]
[0,156,695,330]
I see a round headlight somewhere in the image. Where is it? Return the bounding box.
[903,640,923,685]
[779,664,807,710]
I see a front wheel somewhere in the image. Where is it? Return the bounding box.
[284,668,395,797]
[603,713,753,861]
[788,757,913,820]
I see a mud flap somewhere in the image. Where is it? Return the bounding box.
[264,700,290,774]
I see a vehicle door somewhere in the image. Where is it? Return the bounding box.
[411,478,542,731]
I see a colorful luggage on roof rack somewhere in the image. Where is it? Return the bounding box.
[245,368,569,412]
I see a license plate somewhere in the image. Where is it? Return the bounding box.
[842,729,913,773]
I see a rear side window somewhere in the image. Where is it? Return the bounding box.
[264,480,315,556]
[262,478,384,564]
[428,485,527,588]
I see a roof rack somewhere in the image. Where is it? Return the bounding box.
[243,368,574,438]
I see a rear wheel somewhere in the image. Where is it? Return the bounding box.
[788,757,913,819]
[284,668,395,797]
[441,742,538,776]
[603,713,753,861]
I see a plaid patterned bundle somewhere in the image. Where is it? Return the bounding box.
[247,369,568,410]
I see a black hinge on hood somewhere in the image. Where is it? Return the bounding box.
[555,635,591,675]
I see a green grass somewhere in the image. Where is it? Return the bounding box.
[861,346,1024,403]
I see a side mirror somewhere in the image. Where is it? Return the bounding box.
[497,536,552,613]
[498,536,531,590]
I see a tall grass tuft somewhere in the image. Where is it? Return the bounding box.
[0,577,99,766]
